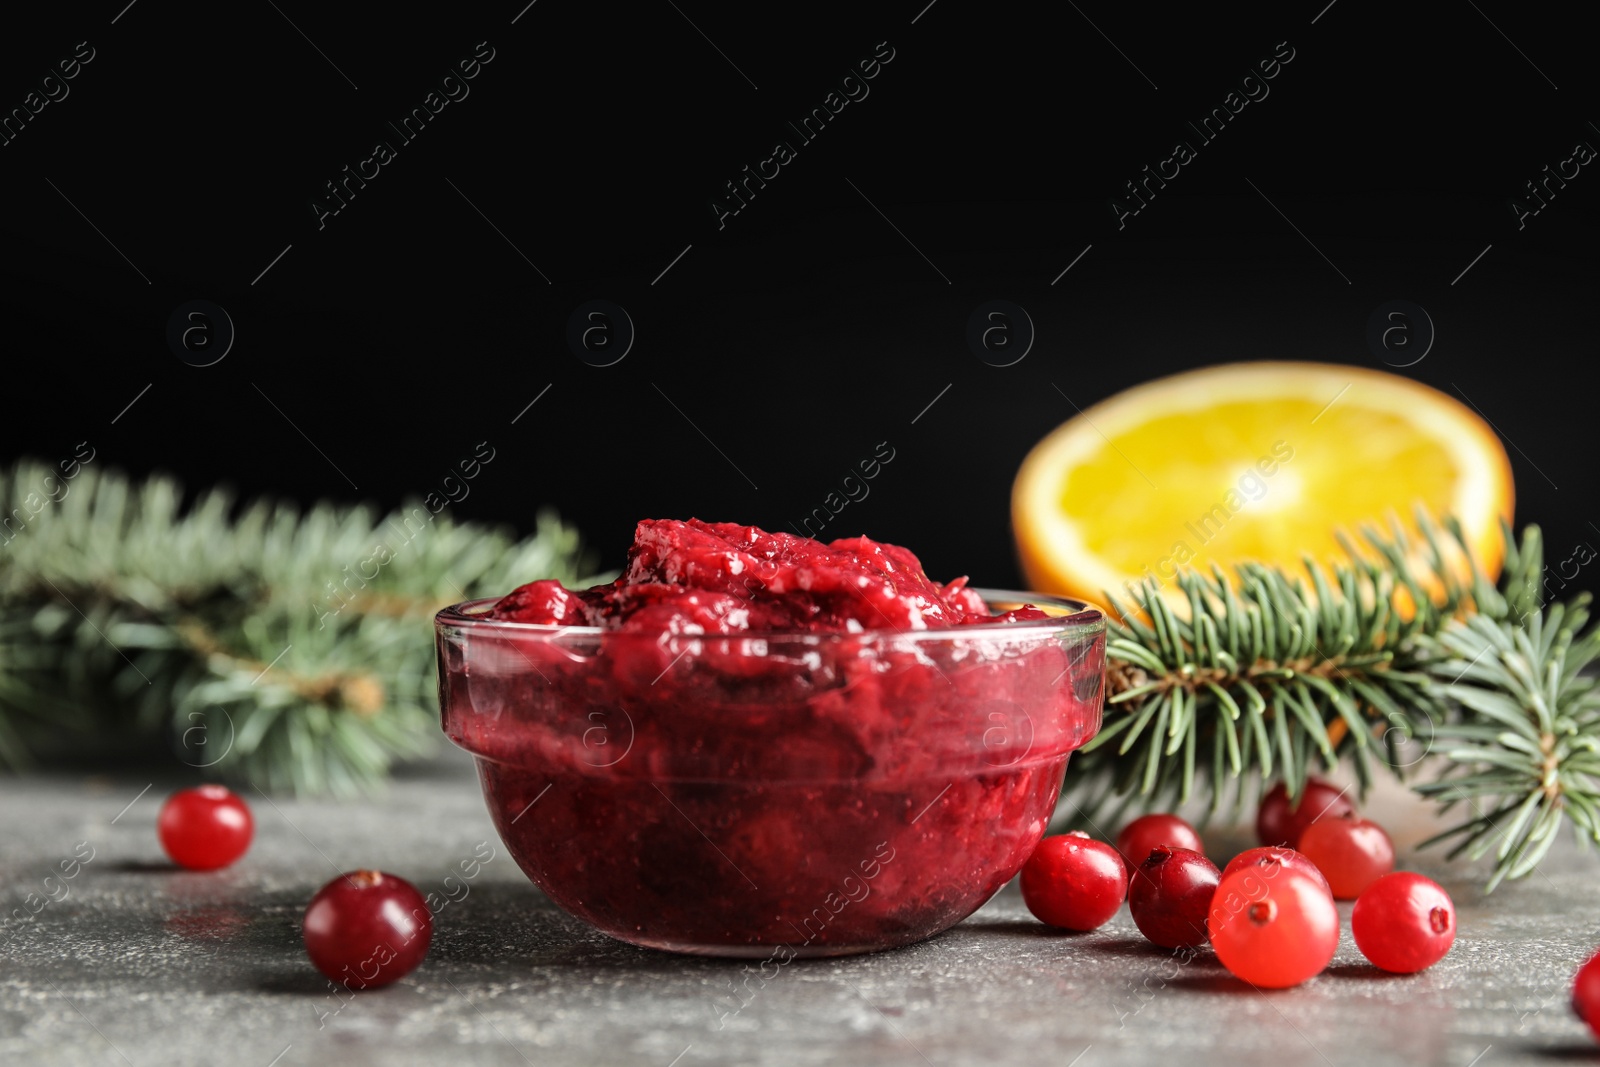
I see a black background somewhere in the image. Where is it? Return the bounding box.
[2,1,1595,589]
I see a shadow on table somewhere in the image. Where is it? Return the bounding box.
[1323,962,1406,981]
[1161,963,1427,993]
[957,919,1086,940]
[425,882,1043,979]
[421,881,782,977]
[259,970,336,995]
[1526,1043,1600,1061]
[1075,935,1227,968]
[1160,973,1256,994]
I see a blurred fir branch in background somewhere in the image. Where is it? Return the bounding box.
[0,460,599,795]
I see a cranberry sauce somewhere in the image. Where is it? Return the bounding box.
[437,519,1105,956]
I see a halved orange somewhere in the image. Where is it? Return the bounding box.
[1012,361,1514,612]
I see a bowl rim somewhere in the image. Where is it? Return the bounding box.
[434,587,1104,641]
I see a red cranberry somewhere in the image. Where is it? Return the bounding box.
[1298,814,1395,899]
[303,870,432,989]
[1256,777,1355,847]
[1351,872,1455,973]
[1574,951,1600,1039]
[1221,846,1331,899]
[1128,846,1220,950]
[1209,866,1339,988]
[157,785,253,871]
[1020,831,1127,932]
[1115,813,1204,877]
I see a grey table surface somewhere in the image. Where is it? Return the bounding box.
[3,749,1598,1067]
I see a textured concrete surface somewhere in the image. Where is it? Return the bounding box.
[3,751,1598,1067]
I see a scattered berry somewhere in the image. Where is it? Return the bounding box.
[1574,951,1600,1040]
[157,785,253,871]
[1209,866,1340,988]
[1116,813,1204,876]
[1351,872,1455,973]
[1297,813,1395,899]
[1020,831,1128,932]
[1128,846,1220,950]
[1255,777,1355,847]
[303,870,432,989]
[1222,846,1332,899]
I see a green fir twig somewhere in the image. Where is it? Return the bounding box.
[1076,511,1600,890]
[0,460,600,795]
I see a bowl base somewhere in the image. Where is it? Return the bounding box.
[606,929,948,959]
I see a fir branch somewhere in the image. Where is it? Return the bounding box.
[1077,511,1600,888]
[0,460,601,794]
[1081,512,1467,813]
[1413,597,1600,890]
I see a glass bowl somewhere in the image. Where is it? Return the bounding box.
[435,589,1105,957]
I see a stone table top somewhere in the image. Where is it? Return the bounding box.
[3,753,1597,1067]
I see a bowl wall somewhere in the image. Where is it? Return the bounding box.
[436,590,1105,956]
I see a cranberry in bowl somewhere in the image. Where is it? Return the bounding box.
[435,519,1105,957]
